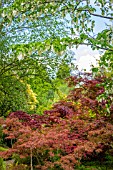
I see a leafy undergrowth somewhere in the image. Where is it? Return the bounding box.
[0,75,113,170]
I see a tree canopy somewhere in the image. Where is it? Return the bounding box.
[0,0,113,115]
[1,0,113,50]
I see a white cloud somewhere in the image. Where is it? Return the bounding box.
[72,45,100,72]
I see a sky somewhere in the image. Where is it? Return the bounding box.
[72,46,100,72]
[72,1,111,72]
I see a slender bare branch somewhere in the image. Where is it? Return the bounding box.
[89,12,113,20]
[77,9,113,20]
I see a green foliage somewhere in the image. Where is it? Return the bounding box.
[76,154,113,170]
[0,147,8,152]
[0,76,25,116]
[0,71,38,116]
[26,52,73,114]
[0,157,6,170]
[56,62,71,79]
[92,50,113,114]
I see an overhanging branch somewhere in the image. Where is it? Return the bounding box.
[79,43,113,51]
[77,9,113,20]
[89,12,113,20]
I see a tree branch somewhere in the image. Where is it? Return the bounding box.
[89,12,113,20]
[79,43,113,51]
[77,9,113,20]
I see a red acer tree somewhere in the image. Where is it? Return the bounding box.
[0,75,113,170]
